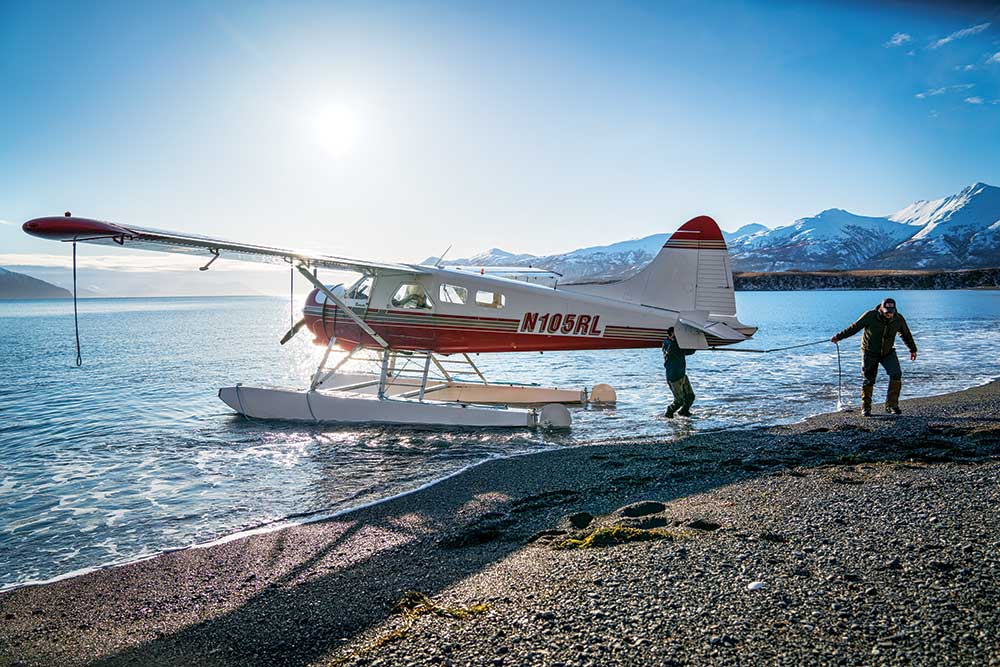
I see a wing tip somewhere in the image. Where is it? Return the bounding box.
[23,216,132,241]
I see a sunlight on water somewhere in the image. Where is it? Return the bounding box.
[0,291,998,588]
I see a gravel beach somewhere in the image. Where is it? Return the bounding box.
[2,381,999,667]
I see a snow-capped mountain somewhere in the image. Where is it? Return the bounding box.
[426,223,768,280]
[727,209,916,272]
[433,183,999,279]
[876,182,1000,268]
[424,247,538,268]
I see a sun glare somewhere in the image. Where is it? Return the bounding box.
[310,101,365,158]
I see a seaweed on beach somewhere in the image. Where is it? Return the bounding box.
[393,590,491,620]
[556,525,693,549]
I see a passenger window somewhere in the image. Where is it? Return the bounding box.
[475,290,506,309]
[391,283,433,310]
[439,284,469,304]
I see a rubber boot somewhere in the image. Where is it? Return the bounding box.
[886,379,902,415]
[678,380,694,417]
[861,385,873,417]
[664,406,677,419]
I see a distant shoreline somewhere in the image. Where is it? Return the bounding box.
[733,266,1000,291]
[2,266,999,300]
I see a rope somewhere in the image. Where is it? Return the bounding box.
[836,341,844,410]
[707,338,829,353]
[72,242,82,367]
[290,265,294,329]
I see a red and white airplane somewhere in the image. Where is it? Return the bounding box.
[23,214,756,428]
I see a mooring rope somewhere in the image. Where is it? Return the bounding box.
[707,338,829,354]
[72,242,82,367]
[836,340,845,410]
[289,265,294,329]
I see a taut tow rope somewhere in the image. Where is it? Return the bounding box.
[72,242,82,367]
[706,338,829,354]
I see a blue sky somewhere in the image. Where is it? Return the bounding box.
[1,0,999,268]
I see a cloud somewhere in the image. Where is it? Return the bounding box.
[0,219,12,226]
[965,96,984,104]
[930,22,991,49]
[915,83,975,99]
[954,64,976,71]
[885,32,912,47]
[988,52,1000,64]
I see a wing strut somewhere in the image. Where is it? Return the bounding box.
[294,264,389,349]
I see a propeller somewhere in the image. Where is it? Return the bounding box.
[280,317,308,345]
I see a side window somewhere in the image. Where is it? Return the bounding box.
[391,283,433,310]
[347,277,373,301]
[439,283,469,305]
[475,290,506,309]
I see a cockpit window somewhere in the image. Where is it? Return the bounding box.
[391,283,433,310]
[347,276,373,301]
[439,283,469,305]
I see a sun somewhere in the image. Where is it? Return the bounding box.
[310,101,365,158]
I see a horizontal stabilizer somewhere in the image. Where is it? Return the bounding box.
[678,314,751,344]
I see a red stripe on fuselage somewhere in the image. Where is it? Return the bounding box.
[303,311,666,353]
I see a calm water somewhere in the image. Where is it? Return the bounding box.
[1,291,998,589]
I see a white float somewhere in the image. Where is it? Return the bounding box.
[218,385,551,428]
[216,345,592,429]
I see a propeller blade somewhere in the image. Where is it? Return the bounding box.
[280,317,308,345]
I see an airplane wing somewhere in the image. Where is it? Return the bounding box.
[445,265,562,286]
[22,215,428,275]
[447,265,562,278]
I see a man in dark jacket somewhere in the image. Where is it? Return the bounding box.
[831,297,917,416]
[662,327,696,418]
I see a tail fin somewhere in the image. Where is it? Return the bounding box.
[575,216,736,315]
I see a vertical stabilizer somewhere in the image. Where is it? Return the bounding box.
[618,216,737,315]
[560,215,739,318]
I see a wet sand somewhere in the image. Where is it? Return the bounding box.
[2,381,999,667]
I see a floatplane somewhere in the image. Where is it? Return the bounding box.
[23,214,756,428]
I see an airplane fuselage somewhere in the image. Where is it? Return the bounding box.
[303,266,752,353]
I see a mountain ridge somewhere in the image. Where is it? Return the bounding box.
[0,267,73,299]
[434,182,1000,281]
